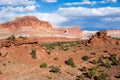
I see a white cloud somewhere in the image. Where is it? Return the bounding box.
[106,0,117,3]
[28,13,67,26]
[0,0,36,6]
[42,0,57,3]
[64,0,96,6]
[25,5,36,11]
[64,0,117,6]
[0,6,36,13]
[102,17,120,21]
[58,7,120,16]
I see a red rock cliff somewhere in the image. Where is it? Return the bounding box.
[0,16,87,40]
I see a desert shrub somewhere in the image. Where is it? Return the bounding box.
[42,43,55,55]
[100,72,109,79]
[109,54,117,61]
[112,59,120,65]
[8,61,11,63]
[49,66,61,73]
[90,60,98,64]
[19,36,26,39]
[6,35,15,40]
[97,57,103,63]
[46,76,52,79]
[65,58,76,67]
[3,63,6,66]
[42,42,62,54]
[87,66,97,79]
[103,50,108,53]
[0,70,2,75]
[63,47,69,51]
[76,75,84,80]
[82,56,90,61]
[47,50,52,55]
[31,49,37,59]
[81,66,87,72]
[40,62,47,68]
[94,76,102,80]
[103,60,111,68]
[108,54,120,65]
[73,50,77,53]
[60,46,69,51]
[90,52,96,55]
[54,57,58,60]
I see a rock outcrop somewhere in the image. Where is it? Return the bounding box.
[88,31,118,47]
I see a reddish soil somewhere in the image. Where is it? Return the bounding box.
[0,33,119,80]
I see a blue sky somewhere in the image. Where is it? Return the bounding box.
[0,0,120,30]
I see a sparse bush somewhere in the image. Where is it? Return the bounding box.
[90,60,98,64]
[49,66,61,73]
[100,72,109,79]
[40,62,47,68]
[103,50,108,53]
[60,46,69,51]
[0,70,2,75]
[31,49,37,59]
[19,36,26,39]
[42,43,60,55]
[77,75,84,80]
[47,50,52,55]
[54,57,58,60]
[6,35,15,40]
[3,63,6,66]
[108,54,120,65]
[65,58,76,67]
[103,60,111,68]
[73,50,76,53]
[90,52,96,55]
[87,66,97,79]
[97,57,103,63]
[94,76,102,80]
[109,54,117,61]
[46,76,52,79]
[81,66,87,72]
[8,61,11,63]
[82,56,90,61]
[111,58,120,65]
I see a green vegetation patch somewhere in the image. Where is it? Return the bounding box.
[49,66,61,73]
[65,58,76,67]
[82,56,90,61]
[40,62,47,68]
[30,49,37,59]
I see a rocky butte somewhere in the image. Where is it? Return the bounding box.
[87,31,119,47]
[0,16,87,45]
